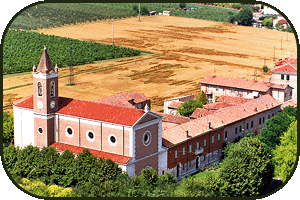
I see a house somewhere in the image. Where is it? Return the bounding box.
[163,94,195,115]
[200,75,293,103]
[13,47,166,177]
[162,95,282,178]
[271,58,297,99]
[149,11,156,16]
[163,11,172,16]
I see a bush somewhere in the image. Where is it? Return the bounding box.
[263,65,268,72]
[3,111,14,144]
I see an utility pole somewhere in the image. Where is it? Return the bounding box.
[69,47,74,85]
[139,3,141,21]
[112,18,114,45]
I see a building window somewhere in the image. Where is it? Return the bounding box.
[259,118,262,125]
[251,121,254,128]
[50,81,55,97]
[263,117,265,124]
[162,170,165,175]
[286,75,290,81]
[182,164,185,171]
[183,147,185,155]
[37,82,42,96]
[212,136,214,143]
[204,139,207,147]
[231,88,235,93]
[38,127,43,134]
[175,150,178,158]
[272,113,275,117]
[225,131,228,139]
[238,89,242,96]
[208,85,211,89]
[86,131,95,142]
[203,155,206,161]
[216,86,219,91]
[247,90,250,95]
[196,142,200,150]
[218,134,220,141]
[189,145,192,152]
[108,134,117,146]
[143,131,151,146]
[235,127,238,134]
[268,114,270,119]
[239,126,242,132]
[246,123,249,129]
[281,74,284,80]
[65,126,74,138]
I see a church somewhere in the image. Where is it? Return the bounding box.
[13,47,167,177]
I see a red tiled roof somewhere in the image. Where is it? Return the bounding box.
[94,92,149,108]
[13,95,34,109]
[168,101,182,109]
[201,75,289,92]
[272,58,297,73]
[216,95,252,104]
[153,112,190,124]
[277,19,288,24]
[281,98,297,109]
[203,102,234,110]
[51,142,131,164]
[162,95,282,147]
[14,96,146,126]
[190,108,216,119]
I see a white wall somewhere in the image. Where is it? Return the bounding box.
[13,106,34,148]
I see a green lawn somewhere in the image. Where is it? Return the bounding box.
[175,170,219,193]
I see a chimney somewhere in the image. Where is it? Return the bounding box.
[144,104,150,112]
[208,122,212,129]
[32,64,36,73]
[55,64,58,73]
[186,130,189,138]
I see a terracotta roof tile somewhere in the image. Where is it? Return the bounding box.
[14,96,146,126]
[162,95,282,147]
[272,58,297,73]
[168,101,182,109]
[51,142,131,164]
[190,108,216,119]
[94,92,149,108]
[36,47,55,74]
[201,75,289,92]
[153,111,190,124]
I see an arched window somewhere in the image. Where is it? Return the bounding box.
[50,81,55,97]
[37,82,42,96]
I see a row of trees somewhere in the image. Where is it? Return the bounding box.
[3,145,179,197]
[10,3,137,30]
[3,30,142,74]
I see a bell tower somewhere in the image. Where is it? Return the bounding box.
[33,46,59,147]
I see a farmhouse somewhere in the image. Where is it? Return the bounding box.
[200,75,293,103]
[271,58,297,99]
[13,48,284,180]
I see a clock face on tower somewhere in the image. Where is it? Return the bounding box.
[37,101,43,109]
[50,101,55,109]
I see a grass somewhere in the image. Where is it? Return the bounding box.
[175,169,220,193]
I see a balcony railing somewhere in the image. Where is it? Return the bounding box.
[195,147,204,155]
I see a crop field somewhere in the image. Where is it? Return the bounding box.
[3,16,297,113]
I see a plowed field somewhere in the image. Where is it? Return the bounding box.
[4,16,297,113]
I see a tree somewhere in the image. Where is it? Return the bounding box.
[283,106,297,120]
[140,5,149,16]
[272,121,297,182]
[30,147,60,184]
[263,65,268,72]
[258,112,295,152]
[220,137,274,197]
[198,90,208,105]
[3,144,20,174]
[262,18,273,29]
[177,99,203,117]
[236,7,253,26]
[51,149,76,187]
[179,3,186,9]
[3,111,14,144]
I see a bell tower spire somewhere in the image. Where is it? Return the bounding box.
[33,47,58,147]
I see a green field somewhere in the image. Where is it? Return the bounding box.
[10,3,240,30]
[3,30,142,74]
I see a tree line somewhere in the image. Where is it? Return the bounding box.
[3,30,142,74]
